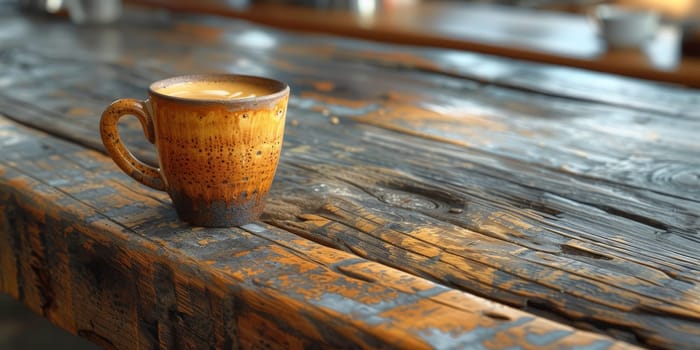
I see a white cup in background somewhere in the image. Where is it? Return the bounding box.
[66,0,121,24]
[594,5,659,49]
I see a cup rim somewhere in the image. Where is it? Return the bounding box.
[594,4,656,21]
[149,74,290,105]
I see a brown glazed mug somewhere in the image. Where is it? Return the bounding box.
[100,74,289,227]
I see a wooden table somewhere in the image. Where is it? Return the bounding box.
[1,4,699,350]
[129,0,700,87]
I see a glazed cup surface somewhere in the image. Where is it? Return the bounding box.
[100,74,289,227]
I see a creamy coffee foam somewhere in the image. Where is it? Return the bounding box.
[157,81,275,100]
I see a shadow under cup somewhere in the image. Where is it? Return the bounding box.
[100,74,290,227]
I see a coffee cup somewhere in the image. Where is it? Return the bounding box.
[594,5,659,49]
[100,74,289,227]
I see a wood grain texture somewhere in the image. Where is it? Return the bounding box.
[0,116,632,349]
[0,6,699,350]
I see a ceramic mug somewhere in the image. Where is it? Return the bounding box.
[100,74,289,227]
[594,5,658,49]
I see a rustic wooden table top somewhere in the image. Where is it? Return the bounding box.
[1,4,699,350]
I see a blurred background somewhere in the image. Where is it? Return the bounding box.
[0,294,98,350]
[13,0,700,86]
[2,0,699,349]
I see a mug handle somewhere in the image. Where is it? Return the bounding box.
[100,98,166,191]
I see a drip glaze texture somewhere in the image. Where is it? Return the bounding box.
[100,74,289,227]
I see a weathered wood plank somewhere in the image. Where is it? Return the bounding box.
[3,15,697,241]
[261,159,700,349]
[1,7,699,350]
[315,44,700,118]
[0,116,633,349]
[2,11,699,199]
[2,11,700,120]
